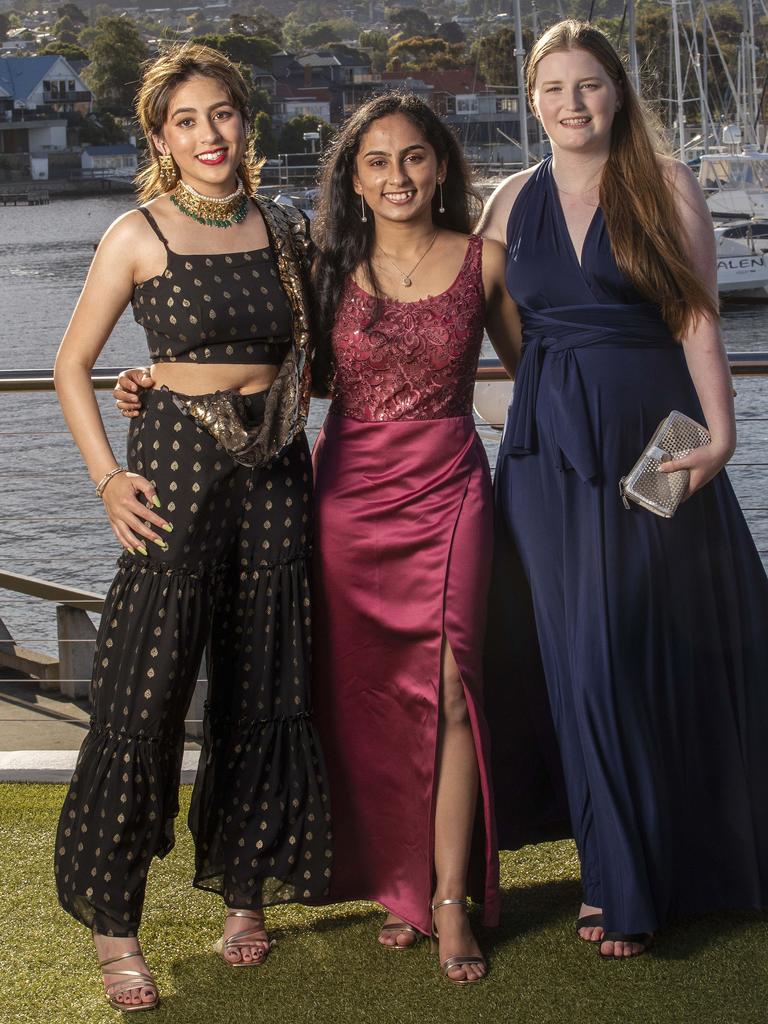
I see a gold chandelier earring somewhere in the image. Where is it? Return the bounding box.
[158,153,178,190]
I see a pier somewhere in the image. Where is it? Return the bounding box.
[0,190,49,206]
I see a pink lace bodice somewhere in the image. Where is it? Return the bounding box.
[329,234,485,421]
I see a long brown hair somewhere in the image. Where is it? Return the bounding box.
[526,20,718,337]
[134,43,264,202]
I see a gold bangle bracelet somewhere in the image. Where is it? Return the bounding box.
[95,466,127,498]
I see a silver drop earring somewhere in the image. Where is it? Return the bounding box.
[360,193,367,223]
[438,180,445,214]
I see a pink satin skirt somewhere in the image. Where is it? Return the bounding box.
[312,412,500,934]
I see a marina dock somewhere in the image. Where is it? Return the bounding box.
[0,191,49,206]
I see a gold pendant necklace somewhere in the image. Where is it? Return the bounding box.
[375,230,439,287]
[170,178,248,228]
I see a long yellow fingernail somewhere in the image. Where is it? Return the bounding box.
[150,496,162,508]
[162,523,173,533]
[136,544,148,556]
[152,538,169,551]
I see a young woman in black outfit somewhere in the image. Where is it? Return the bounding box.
[53,44,331,1012]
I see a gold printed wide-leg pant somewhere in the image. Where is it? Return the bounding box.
[54,389,332,937]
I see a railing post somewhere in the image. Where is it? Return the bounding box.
[0,616,14,656]
[186,657,207,740]
[56,605,96,700]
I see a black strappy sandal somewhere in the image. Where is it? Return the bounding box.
[575,912,605,943]
[598,931,654,960]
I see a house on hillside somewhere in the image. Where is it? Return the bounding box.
[82,142,138,178]
[0,54,92,118]
[376,68,539,164]
[0,55,92,179]
[271,50,373,126]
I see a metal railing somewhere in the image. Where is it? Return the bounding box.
[3,353,768,393]
[1,357,767,733]
[476,352,768,380]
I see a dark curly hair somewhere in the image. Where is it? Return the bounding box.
[311,92,482,394]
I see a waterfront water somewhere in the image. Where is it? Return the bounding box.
[1,194,767,654]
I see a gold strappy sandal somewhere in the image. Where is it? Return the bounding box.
[98,950,159,1013]
[378,918,420,950]
[430,898,487,985]
[213,909,273,967]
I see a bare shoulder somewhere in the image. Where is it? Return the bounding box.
[98,207,156,257]
[477,164,540,243]
[486,164,539,206]
[659,156,708,212]
[480,236,507,269]
[480,236,508,296]
[658,157,714,270]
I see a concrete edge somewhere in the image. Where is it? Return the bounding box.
[0,750,200,784]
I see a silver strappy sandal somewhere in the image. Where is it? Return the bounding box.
[378,918,420,950]
[213,909,274,967]
[98,949,159,1013]
[430,898,487,985]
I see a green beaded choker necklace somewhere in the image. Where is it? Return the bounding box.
[170,178,248,228]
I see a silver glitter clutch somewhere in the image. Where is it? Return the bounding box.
[619,411,711,518]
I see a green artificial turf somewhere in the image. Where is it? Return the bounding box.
[1,784,766,1024]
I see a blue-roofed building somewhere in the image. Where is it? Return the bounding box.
[0,54,92,121]
[0,56,92,180]
[82,142,138,178]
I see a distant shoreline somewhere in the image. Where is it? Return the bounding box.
[0,178,136,198]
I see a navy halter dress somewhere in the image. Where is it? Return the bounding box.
[490,157,768,936]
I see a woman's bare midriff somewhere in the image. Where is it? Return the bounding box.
[150,362,280,396]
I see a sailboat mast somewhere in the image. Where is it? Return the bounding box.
[701,0,709,153]
[746,0,758,137]
[670,0,687,157]
[513,0,530,168]
[627,0,640,94]
[688,0,709,152]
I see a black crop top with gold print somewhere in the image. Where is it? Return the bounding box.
[131,204,292,365]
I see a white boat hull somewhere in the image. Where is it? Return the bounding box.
[473,381,512,430]
[717,253,768,297]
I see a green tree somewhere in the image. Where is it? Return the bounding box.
[186,11,214,34]
[39,41,88,59]
[252,109,277,158]
[360,28,389,51]
[249,86,272,117]
[73,109,128,145]
[387,36,466,71]
[0,12,10,41]
[81,16,147,113]
[192,33,278,68]
[437,20,465,44]
[229,6,283,43]
[318,42,368,63]
[279,114,332,153]
[359,28,389,72]
[52,15,79,44]
[297,18,358,49]
[56,3,86,29]
[384,7,435,38]
[471,27,527,87]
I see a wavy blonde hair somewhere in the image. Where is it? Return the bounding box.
[134,42,264,202]
[526,20,718,338]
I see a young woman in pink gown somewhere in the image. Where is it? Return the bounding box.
[310,94,519,983]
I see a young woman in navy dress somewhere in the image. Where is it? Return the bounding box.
[481,20,768,958]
